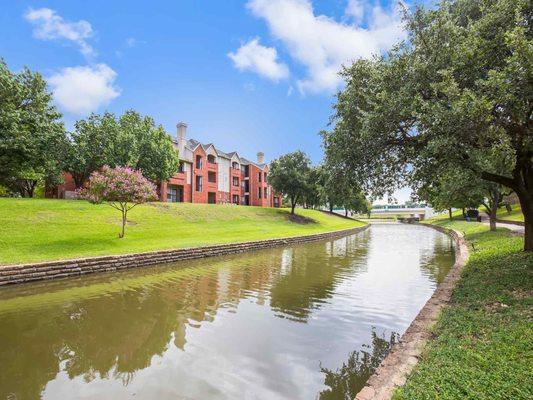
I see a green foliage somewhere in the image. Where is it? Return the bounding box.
[323,0,532,249]
[268,151,312,214]
[66,110,179,187]
[319,330,399,400]
[320,163,370,214]
[394,220,533,399]
[0,59,67,197]
[302,165,325,209]
[0,185,9,197]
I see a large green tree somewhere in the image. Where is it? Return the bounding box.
[268,151,311,214]
[66,110,180,187]
[0,60,66,197]
[323,0,532,250]
[66,112,118,188]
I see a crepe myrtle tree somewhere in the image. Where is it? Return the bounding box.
[323,0,533,250]
[80,166,157,238]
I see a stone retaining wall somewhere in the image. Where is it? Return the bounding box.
[355,223,469,400]
[0,225,369,287]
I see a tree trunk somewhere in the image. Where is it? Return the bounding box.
[488,190,500,232]
[462,208,466,218]
[73,173,86,189]
[329,203,333,213]
[481,163,533,251]
[448,208,452,220]
[345,208,348,217]
[119,208,127,238]
[28,181,36,198]
[290,196,296,215]
[516,189,533,251]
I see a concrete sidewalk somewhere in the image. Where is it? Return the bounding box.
[480,215,525,235]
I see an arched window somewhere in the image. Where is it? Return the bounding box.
[207,154,216,164]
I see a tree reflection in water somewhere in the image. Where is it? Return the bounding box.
[318,329,399,400]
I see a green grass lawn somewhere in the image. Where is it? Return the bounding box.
[0,198,364,265]
[497,203,524,222]
[394,220,533,400]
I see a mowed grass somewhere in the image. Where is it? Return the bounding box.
[497,203,524,222]
[0,198,364,265]
[394,219,533,400]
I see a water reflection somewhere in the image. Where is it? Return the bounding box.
[318,330,399,400]
[0,224,454,400]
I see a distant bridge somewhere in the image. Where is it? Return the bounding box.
[333,204,436,220]
[370,204,436,220]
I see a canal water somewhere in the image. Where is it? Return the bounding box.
[0,224,454,400]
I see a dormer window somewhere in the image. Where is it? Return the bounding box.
[207,154,216,164]
[196,155,203,169]
[232,161,239,170]
[177,162,185,173]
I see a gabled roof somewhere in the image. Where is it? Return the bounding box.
[177,136,267,168]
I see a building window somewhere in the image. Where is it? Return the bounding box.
[232,161,239,170]
[233,176,239,187]
[258,172,262,182]
[264,186,268,198]
[196,155,203,169]
[264,172,267,182]
[208,171,216,183]
[168,185,183,202]
[207,154,216,164]
[196,175,203,192]
[177,162,185,173]
[232,194,239,204]
[167,187,178,202]
[258,187,262,199]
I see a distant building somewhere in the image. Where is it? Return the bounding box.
[161,122,280,207]
[49,122,281,208]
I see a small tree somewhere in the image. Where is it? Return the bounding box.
[81,166,157,238]
[268,151,311,214]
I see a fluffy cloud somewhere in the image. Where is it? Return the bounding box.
[245,0,406,94]
[345,0,365,23]
[48,64,120,115]
[24,8,95,57]
[228,38,289,82]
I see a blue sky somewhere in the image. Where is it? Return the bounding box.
[1,0,414,202]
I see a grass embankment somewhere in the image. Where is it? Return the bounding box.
[497,203,524,222]
[394,220,533,400]
[0,198,364,265]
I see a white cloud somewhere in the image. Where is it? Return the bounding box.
[345,0,365,23]
[24,7,95,57]
[125,37,137,47]
[287,86,294,96]
[228,38,289,82]
[246,0,406,94]
[48,64,120,115]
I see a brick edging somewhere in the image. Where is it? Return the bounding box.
[0,224,369,287]
[355,223,469,400]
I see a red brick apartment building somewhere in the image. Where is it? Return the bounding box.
[52,122,281,208]
[160,123,280,207]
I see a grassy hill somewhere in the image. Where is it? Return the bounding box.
[497,204,524,222]
[0,199,365,265]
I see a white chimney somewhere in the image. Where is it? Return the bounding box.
[176,122,187,156]
[257,152,265,164]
